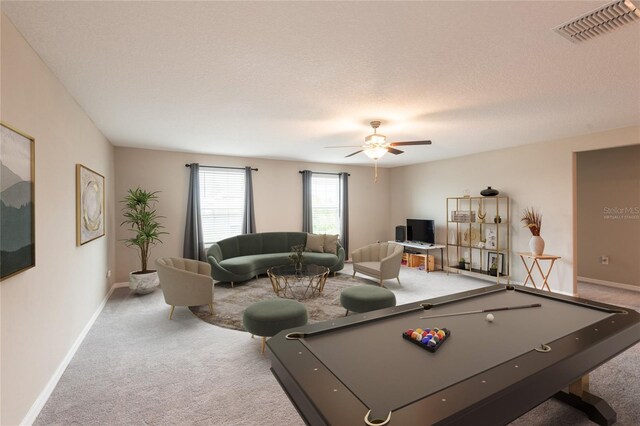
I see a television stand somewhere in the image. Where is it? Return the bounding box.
[390,241,445,272]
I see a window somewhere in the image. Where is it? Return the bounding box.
[199,168,245,243]
[311,174,340,235]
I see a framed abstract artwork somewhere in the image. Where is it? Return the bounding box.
[76,164,105,245]
[0,122,35,281]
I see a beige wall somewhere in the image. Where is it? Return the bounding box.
[389,126,640,294]
[0,13,116,425]
[577,145,640,288]
[114,147,390,282]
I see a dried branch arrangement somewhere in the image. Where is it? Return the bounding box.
[520,207,542,236]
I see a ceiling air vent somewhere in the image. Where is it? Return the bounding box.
[554,0,640,43]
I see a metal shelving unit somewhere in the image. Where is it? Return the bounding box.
[446,196,510,284]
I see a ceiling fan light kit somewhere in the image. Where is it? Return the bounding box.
[325,120,432,182]
[363,146,388,160]
[363,121,388,160]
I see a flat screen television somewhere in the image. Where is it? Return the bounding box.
[406,219,435,244]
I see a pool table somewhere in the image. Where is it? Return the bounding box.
[267,284,639,426]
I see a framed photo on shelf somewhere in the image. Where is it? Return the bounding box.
[485,227,497,249]
[76,164,105,245]
[487,251,504,274]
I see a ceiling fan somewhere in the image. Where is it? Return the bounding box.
[326,121,432,182]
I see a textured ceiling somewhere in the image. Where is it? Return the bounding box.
[2,1,639,167]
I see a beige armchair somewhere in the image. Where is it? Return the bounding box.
[351,242,404,286]
[156,257,214,319]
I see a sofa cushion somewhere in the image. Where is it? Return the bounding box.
[286,232,307,250]
[253,253,291,270]
[303,252,339,268]
[261,232,289,254]
[220,253,289,275]
[217,237,239,260]
[353,261,382,277]
[323,234,339,254]
[237,234,263,256]
[305,233,325,253]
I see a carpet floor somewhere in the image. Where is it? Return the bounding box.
[189,269,491,331]
[34,265,640,425]
[190,272,366,331]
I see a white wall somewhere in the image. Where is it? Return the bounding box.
[114,147,390,282]
[389,126,640,294]
[0,13,116,425]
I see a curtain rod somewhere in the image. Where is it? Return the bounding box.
[298,171,350,176]
[185,164,258,171]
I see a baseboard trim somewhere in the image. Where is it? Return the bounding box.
[577,276,640,292]
[503,280,576,297]
[20,282,121,425]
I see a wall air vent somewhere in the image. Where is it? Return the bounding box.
[554,0,640,43]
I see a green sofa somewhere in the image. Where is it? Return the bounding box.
[206,232,345,284]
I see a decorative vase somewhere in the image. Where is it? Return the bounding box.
[481,186,499,197]
[529,236,545,256]
[129,271,159,294]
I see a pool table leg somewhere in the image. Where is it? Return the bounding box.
[553,375,616,426]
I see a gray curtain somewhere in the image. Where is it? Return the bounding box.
[242,166,256,234]
[339,172,349,259]
[183,163,206,261]
[302,170,313,233]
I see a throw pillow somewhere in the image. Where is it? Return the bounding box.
[305,233,325,253]
[323,234,339,254]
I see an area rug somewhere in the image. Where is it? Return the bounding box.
[190,272,376,331]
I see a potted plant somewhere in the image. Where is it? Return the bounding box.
[520,207,544,255]
[120,187,168,294]
[489,259,499,276]
[458,257,467,270]
[289,244,305,272]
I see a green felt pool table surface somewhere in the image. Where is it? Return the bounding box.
[268,285,640,426]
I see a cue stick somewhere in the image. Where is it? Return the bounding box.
[419,303,541,319]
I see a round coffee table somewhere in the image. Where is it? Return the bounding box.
[267,264,329,300]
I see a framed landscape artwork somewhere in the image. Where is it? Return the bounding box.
[76,164,105,245]
[0,122,35,281]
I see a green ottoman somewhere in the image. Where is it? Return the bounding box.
[340,285,396,315]
[243,298,308,353]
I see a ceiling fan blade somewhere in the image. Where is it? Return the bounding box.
[387,147,404,155]
[324,145,364,148]
[390,140,432,146]
[345,150,363,158]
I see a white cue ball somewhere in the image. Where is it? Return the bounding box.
[486,313,495,322]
